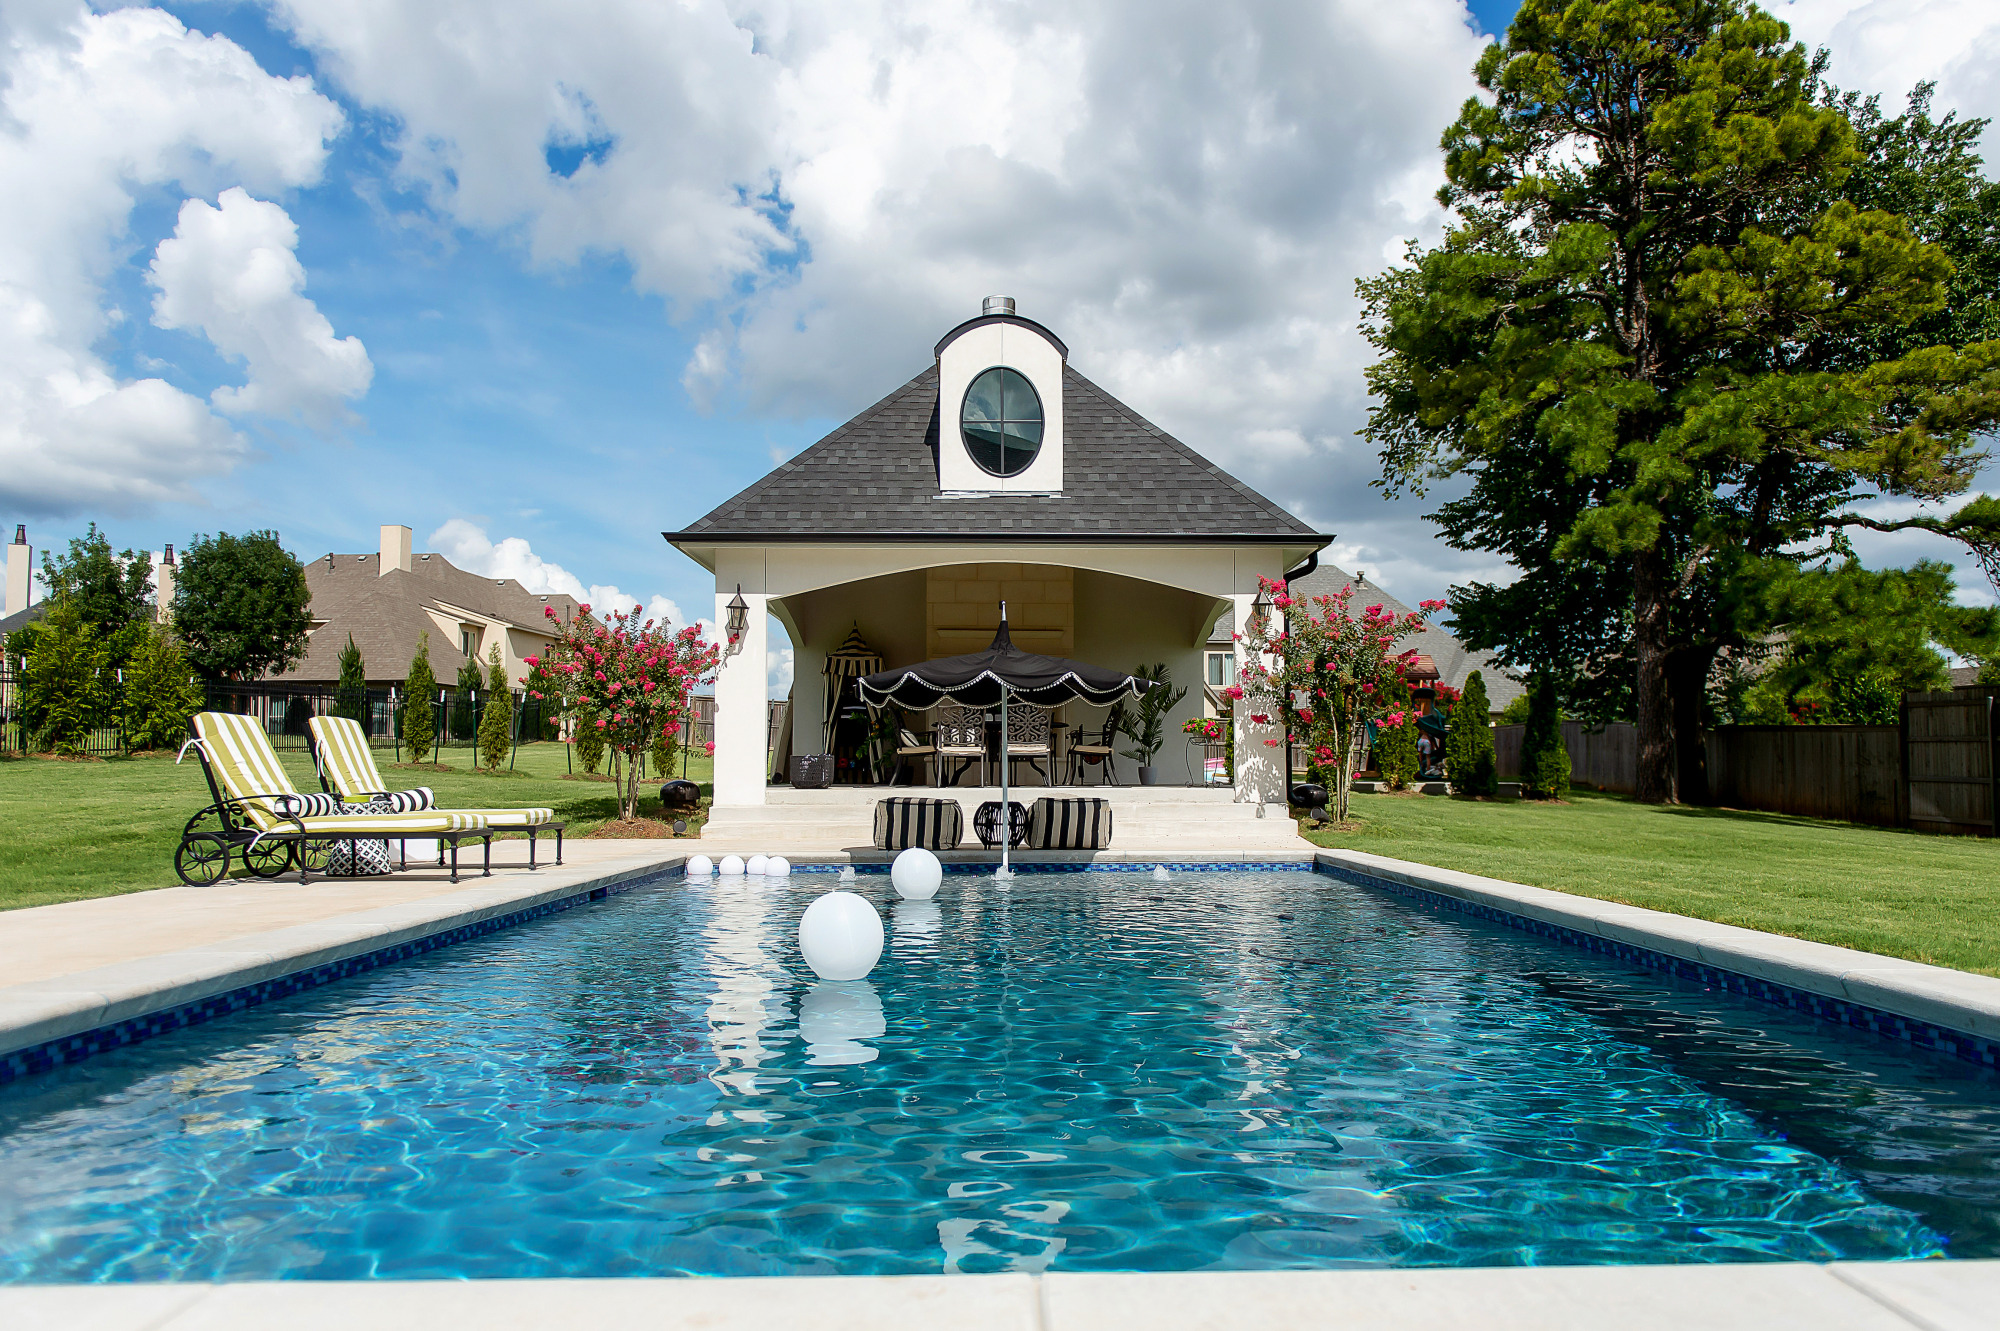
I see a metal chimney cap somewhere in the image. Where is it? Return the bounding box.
[11,524,23,546]
[982,295,1016,317]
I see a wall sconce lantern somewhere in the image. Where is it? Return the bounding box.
[1249,585,1273,640]
[725,585,750,652]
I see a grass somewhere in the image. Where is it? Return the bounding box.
[0,742,713,913]
[1302,787,2000,977]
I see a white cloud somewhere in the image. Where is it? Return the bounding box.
[0,6,345,515]
[1771,2,2000,152]
[767,645,795,698]
[427,518,708,634]
[149,188,372,425]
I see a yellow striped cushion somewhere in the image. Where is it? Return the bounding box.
[308,715,387,802]
[296,811,489,834]
[449,807,557,828]
[193,712,304,832]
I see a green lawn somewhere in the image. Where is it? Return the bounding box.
[1304,788,2000,977]
[0,742,712,913]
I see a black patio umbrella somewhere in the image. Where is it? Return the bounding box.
[858,606,1154,871]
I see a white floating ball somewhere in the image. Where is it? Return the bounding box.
[719,854,746,876]
[747,854,770,876]
[766,856,791,876]
[798,890,884,981]
[686,854,714,876]
[890,847,943,900]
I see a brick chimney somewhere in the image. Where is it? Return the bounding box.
[153,544,176,622]
[5,525,29,619]
[380,524,412,576]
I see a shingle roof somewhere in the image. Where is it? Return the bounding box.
[1208,561,1525,712]
[0,602,46,639]
[274,552,581,684]
[670,364,1320,542]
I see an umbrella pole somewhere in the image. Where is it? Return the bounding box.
[999,688,1011,876]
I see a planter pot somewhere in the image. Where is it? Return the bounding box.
[1137,765,1159,786]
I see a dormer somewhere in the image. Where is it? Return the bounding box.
[934,296,1067,494]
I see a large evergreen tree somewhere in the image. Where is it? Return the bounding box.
[122,625,204,751]
[478,644,513,771]
[1360,1,2000,804]
[23,598,112,755]
[172,531,312,680]
[1446,669,1498,795]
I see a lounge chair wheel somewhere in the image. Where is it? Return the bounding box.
[175,835,230,887]
[298,839,333,874]
[241,839,296,879]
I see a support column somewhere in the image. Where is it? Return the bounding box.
[1231,592,1285,806]
[714,587,770,806]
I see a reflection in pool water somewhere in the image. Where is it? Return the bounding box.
[1,870,1998,1282]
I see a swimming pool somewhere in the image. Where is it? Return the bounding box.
[1,868,1997,1281]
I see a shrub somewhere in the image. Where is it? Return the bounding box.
[334,634,368,724]
[478,645,513,771]
[1446,669,1497,796]
[1521,673,1570,799]
[23,598,111,756]
[402,633,438,763]
[1373,672,1418,789]
[121,625,203,751]
[575,709,605,774]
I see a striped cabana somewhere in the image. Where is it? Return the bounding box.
[822,624,884,757]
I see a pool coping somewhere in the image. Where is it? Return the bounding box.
[3,846,1998,1081]
[2,1260,1998,1329]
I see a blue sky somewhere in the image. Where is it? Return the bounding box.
[7,0,1998,694]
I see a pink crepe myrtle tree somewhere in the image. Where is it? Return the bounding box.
[1227,575,1441,823]
[527,604,720,822]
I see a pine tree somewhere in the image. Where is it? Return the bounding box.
[1373,671,1419,790]
[334,634,368,724]
[403,633,438,764]
[478,644,513,771]
[122,625,203,752]
[1522,673,1571,800]
[452,657,483,741]
[1446,670,1497,796]
[23,598,112,756]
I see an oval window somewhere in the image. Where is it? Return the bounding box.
[961,367,1044,478]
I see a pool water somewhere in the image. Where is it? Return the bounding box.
[3,869,1999,1281]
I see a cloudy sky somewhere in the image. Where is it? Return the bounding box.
[4,0,1996,696]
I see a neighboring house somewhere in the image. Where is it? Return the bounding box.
[1204,561,1526,717]
[273,525,582,689]
[668,296,1324,807]
[2,526,40,651]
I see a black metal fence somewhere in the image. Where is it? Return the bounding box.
[200,682,557,756]
[0,663,131,757]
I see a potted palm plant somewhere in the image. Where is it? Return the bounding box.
[1118,663,1188,785]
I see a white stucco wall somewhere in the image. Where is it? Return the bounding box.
[935,320,1066,494]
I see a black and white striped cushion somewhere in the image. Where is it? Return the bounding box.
[297,792,341,818]
[1029,797,1113,850]
[381,787,434,812]
[873,797,964,851]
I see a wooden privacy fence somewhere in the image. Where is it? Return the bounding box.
[1488,687,1997,835]
[1704,726,1905,828]
[1493,720,1638,794]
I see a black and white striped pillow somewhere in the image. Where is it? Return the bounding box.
[380,787,434,812]
[1029,797,1113,850]
[297,792,342,818]
[873,797,964,851]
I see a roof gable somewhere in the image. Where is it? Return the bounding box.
[670,364,1319,542]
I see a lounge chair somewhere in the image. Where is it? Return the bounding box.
[307,715,565,868]
[178,711,492,885]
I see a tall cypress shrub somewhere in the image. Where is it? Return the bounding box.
[1373,671,1419,789]
[24,598,112,756]
[334,634,368,724]
[403,633,438,764]
[1521,673,1571,800]
[1446,670,1497,796]
[478,644,513,771]
[452,658,483,741]
[574,708,605,774]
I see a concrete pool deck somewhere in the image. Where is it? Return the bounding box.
[3,1260,1999,1329]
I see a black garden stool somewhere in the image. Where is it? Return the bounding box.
[974,800,1030,849]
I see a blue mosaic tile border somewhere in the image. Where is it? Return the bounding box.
[792,860,1315,875]
[1315,860,2000,1071]
[0,870,668,1086]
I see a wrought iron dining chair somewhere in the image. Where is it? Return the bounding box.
[932,702,987,786]
[1004,705,1052,786]
[1064,703,1125,786]
[890,725,936,786]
